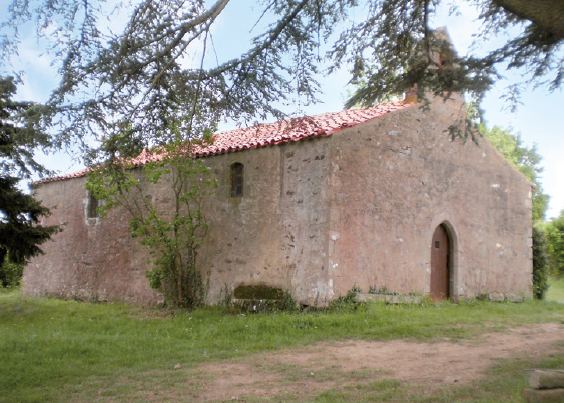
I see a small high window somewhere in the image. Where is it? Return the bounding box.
[88,192,99,218]
[230,162,244,197]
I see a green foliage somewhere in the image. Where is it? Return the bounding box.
[339,2,564,111]
[532,225,549,299]
[0,77,60,267]
[0,76,51,178]
[546,210,564,276]
[369,285,399,295]
[87,127,217,308]
[2,1,563,160]
[0,176,60,265]
[480,123,549,221]
[0,254,24,288]
[327,287,365,313]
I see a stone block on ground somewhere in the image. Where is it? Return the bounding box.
[355,294,387,303]
[488,292,506,302]
[524,388,564,402]
[527,369,564,390]
[354,294,422,304]
[507,293,525,303]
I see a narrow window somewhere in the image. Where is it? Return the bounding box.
[88,192,99,218]
[230,162,244,197]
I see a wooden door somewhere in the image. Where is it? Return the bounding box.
[430,224,450,301]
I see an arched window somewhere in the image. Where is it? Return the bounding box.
[230,162,244,197]
[87,192,99,218]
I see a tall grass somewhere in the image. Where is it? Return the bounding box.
[1,289,564,402]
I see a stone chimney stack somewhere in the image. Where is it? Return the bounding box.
[403,27,457,103]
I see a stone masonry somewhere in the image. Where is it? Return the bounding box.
[24,94,533,305]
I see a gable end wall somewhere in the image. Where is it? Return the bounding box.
[327,96,532,299]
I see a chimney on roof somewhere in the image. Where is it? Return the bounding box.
[403,84,418,103]
[402,27,457,103]
[430,27,456,69]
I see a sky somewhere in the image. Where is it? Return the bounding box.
[2,0,563,219]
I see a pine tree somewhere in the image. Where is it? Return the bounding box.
[0,77,60,281]
[1,1,563,162]
[0,176,59,265]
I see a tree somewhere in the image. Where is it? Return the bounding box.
[0,176,59,265]
[0,77,60,281]
[1,0,563,161]
[80,61,220,307]
[0,254,24,288]
[87,115,217,308]
[532,224,549,299]
[0,77,51,179]
[546,210,564,276]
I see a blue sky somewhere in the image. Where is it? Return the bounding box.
[2,0,563,219]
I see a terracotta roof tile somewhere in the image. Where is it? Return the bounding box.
[36,101,412,184]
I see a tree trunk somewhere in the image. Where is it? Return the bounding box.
[492,0,564,40]
[176,251,183,308]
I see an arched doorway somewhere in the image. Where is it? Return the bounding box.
[430,224,450,300]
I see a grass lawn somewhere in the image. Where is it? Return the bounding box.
[547,277,564,303]
[1,289,564,402]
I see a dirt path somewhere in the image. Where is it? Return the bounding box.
[189,323,564,401]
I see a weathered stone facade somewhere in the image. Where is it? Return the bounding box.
[24,95,533,305]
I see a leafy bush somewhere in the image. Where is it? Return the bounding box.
[327,286,365,313]
[87,137,217,308]
[368,285,400,295]
[0,256,24,288]
[532,225,549,299]
[546,211,564,277]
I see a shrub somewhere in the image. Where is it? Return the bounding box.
[0,256,24,288]
[532,225,549,299]
[327,286,365,312]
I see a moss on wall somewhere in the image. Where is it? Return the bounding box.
[233,284,285,300]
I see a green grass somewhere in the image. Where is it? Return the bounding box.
[546,277,564,303]
[1,288,564,402]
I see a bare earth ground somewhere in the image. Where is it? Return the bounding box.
[181,323,564,402]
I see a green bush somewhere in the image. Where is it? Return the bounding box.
[546,211,564,276]
[327,286,365,313]
[532,225,549,299]
[0,256,24,288]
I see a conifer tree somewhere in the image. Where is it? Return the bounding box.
[1,1,563,161]
[0,77,59,278]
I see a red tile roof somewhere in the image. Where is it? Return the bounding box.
[36,101,413,184]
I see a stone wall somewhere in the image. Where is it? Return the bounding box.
[199,137,334,305]
[327,95,532,299]
[24,176,160,304]
[24,96,532,305]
